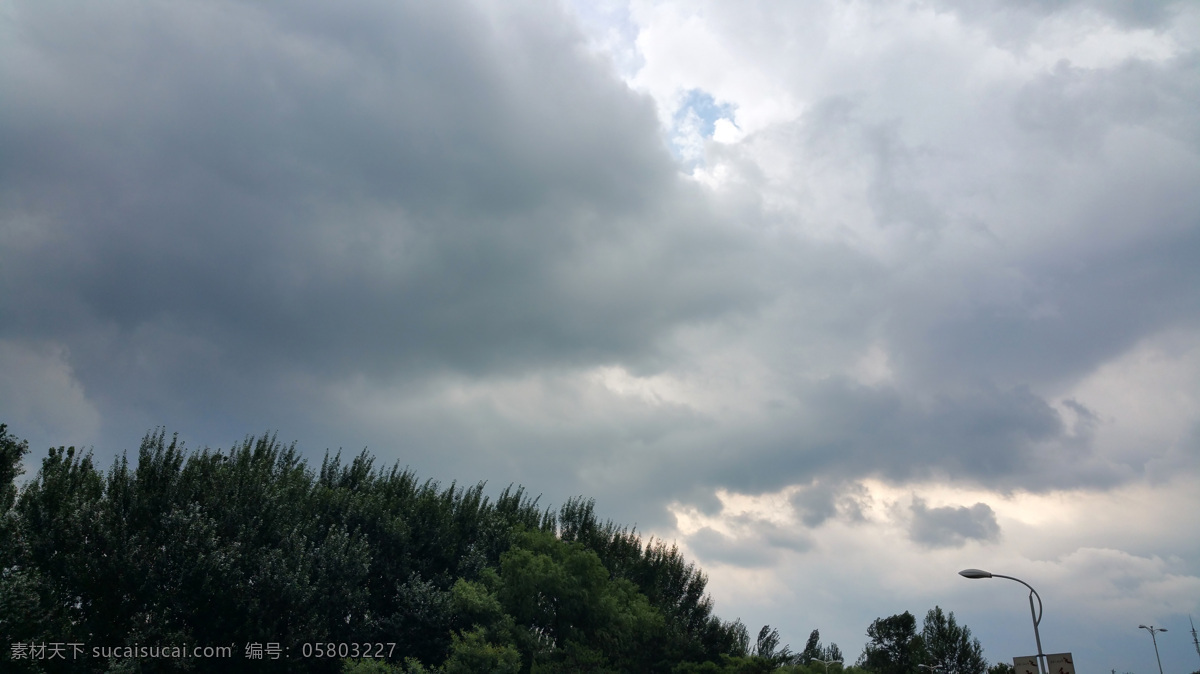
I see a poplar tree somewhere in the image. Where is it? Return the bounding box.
[922,606,986,674]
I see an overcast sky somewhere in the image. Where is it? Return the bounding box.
[2,0,1199,671]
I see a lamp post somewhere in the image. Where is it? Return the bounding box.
[1138,625,1167,674]
[814,658,844,674]
[959,569,1047,674]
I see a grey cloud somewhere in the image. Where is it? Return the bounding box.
[562,370,1143,532]
[762,531,813,555]
[686,519,813,569]
[1013,55,1200,156]
[763,57,1200,393]
[1062,398,1100,442]
[890,225,1200,395]
[2,0,1198,551]
[703,379,1073,494]
[611,368,1156,530]
[790,480,870,527]
[927,0,1187,38]
[908,497,1001,548]
[0,0,772,455]
[705,67,1198,417]
[687,527,777,568]
[792,482,840,527]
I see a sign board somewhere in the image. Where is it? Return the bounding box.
[1046,653,1075,674]
[1013,655,1040,674]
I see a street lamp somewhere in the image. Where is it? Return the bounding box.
[814,658,844,674]
[959,569,1047,674]
[1138,625,1167,674]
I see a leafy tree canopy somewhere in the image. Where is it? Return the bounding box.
[858,611,926,674]
[2,424,1003,674]
[802,629,844,666]
[0,426,755,673]
[986,662,1015,674]
[922,606,986,674]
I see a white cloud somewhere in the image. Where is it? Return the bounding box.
[655,474,1200,671]
[1055,328,1200,479]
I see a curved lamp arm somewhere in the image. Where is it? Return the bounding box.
[959,569,1047,674]
[992,573,1043,627]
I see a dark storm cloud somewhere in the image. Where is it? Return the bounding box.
[0,0,768,452]
[580,373,1127,533]
[908,497,1000,548]
[792,482,841,528]
[1013,54,1200,157]
[735,49,1200,394]
[790,479,869,527]
[687,527,775,568]
[691,378,1085,495]
[4,8,1198,667]
[887,203,1200,395]
[928,0,1188,38]
[686,520,812,569]
[607,25,1197,520]
[3,0,1198,543]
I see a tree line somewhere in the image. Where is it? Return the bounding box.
[2,424,1005,673]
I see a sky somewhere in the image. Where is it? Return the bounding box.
[2,0,1199,671]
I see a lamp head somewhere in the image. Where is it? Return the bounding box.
[959,568,993,579]
[1140,625,1147,629]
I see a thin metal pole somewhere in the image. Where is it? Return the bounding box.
[1191,616,1200,665]
[1140,625,1167,674]
[1151,629,1164,674]
[993,574,1047,674]
[1029,592,1046,674]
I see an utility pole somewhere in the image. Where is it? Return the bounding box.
[959,569,1048,674]
[1139,625,1167,674]
[1191,616,1200,666]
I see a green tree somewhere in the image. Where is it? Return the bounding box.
[0,425,51,674]
[827,644,845,664]
[922,607,986,674]
[802,628,844,665]
[859,611,925,674]
[803,629,823,664]
[555,497,750,665]
[0,424,27,513]
[343,658,431,674]
[752,624,799,666]
[497,528,665,672]
[441,626,522,674]
[986,663,1014,674]
[4,426,763,673]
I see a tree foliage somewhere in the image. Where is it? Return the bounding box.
[922,607,986,674]
[801,629,844,665]
[0,426,758,673]
[3,424,1003,673]
[858,611,925,674]
[0,423,27,512]
[986,662,1014,674]
[858,608,991,674]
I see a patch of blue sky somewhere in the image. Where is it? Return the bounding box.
[564,0,644,79]
[674,89,736,138]
[669,89,738,167]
